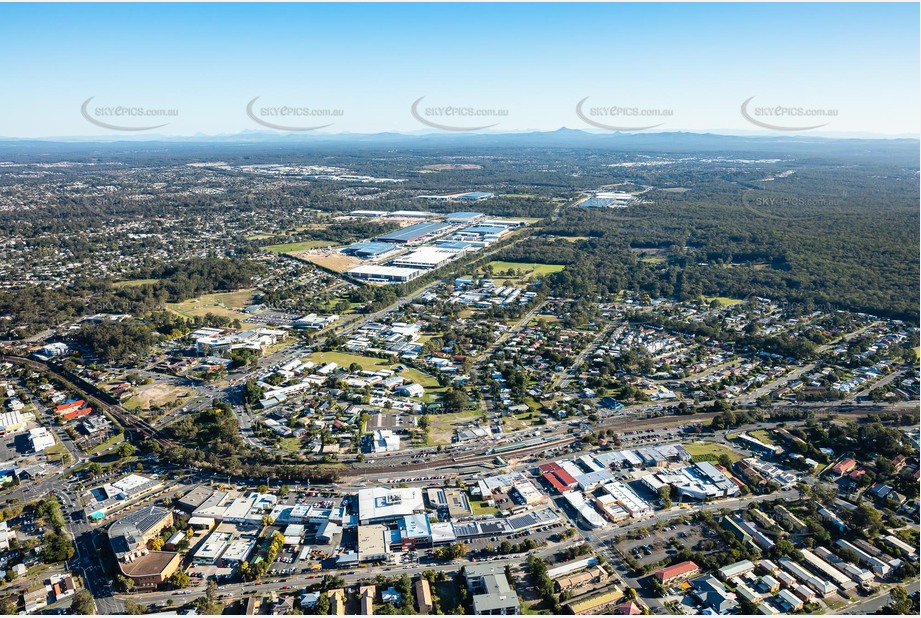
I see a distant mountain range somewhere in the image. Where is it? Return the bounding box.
[0,128,917,160]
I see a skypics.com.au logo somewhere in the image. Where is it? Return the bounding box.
[576,97,673,131]
[246,97,344,131]
[410,97,508,131]
[741,190,843,221]
[81,97,178,131]
[740,96,838,132]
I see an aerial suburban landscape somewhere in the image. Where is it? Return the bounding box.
[0,131,917,617]
[0,2,918,617]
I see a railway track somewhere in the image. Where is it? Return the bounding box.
[1,354,175,449]
[342,434,579,477]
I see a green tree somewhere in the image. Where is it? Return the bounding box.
[115,574,135,593]
[849,503,884,535]
[71,590,96,615]
[169,571,191,589]
[116,442,136,459]
[124,599,147,615]
[888,586,913,615]
[0,595,17,615]
[658,485,672,509]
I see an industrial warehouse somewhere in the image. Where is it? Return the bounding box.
[344,211,527,283]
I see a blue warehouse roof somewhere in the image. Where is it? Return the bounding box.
[377,222,451,242]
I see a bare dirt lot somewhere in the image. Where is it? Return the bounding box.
[302,251,362,273]
[123,382,193,411]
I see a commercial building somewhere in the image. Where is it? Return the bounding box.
[342,241,399,259]
[83,474,167,520]
[118,551,182,589]
[417,193,494,203]
[28,427,55,452]
[398,514,432,547]
[594,494,630,523]
[292,314,340,330]
[221,539,256,566]
[445,211,486,222]
[357,525,390,562]
[453,225,509,244]
[357,487,425,524]
[476,471,531,499]
[347,265,421,283]
[372,429,401,453]
[601,482,652,518]
[107,505,174,561]
[562,491,607,529]
[194,327,285,356]
[193,531,232,565]
[546,556,600,579]
[80,414,111,436]
[39,342,69,357]
[396,383,424,398]
[389,210,433,219]
[426,487,472,518]
[655,561,701,586]
[465,563,520,615]
[377,222,451,244]
[0,411,26,435]
[642,462,739,501]
[554,566,608,592]
[564,586,625,615]
[391,247,460,270]
[415,578,433,614]
[511,479,545,505]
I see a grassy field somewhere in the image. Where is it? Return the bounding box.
[112,278,160,288]
[278,437,303,452]
[88,432,125,455]
[427,410,481,445]
[502,413,535,432]
[748,429,775,444]
[264,240,337,253]
[487,261,566,279]
[308,352,394,371]
[167,289,256,322]
[682,441,743,464]
[401,367,441,389]
[470,500,499,516]
[703,296,746,306]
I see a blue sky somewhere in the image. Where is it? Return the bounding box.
[0,2,917,137]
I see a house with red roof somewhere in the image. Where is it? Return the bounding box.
[654,561,701,586]
[832,458,857,476]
